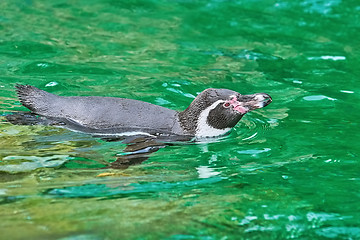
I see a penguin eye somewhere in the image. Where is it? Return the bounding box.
[223,102,231,108]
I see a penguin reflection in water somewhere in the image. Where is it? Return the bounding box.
[6,85,272,168]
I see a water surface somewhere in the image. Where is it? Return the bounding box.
[1,0,360,239]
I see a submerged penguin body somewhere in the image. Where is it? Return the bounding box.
[8,85,272,138]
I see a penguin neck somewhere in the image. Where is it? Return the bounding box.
[178,95,209,135]
[178,99,232,137]
[178,106,202,136]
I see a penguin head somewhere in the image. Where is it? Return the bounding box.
[179,88,272,137]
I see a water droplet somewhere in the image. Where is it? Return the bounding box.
[46,81,58,87]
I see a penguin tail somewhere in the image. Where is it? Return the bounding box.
[5,112,61,126]
[15,84,55,113]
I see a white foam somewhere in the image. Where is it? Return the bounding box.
[196,165,221,179]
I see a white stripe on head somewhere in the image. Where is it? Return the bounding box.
[195,100,231,138]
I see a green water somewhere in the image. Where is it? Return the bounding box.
[1,0,360,239]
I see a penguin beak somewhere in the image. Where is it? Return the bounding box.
[249,93,272,109]
[227,93,272,114]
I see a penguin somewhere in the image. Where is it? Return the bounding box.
[6,85,272,139]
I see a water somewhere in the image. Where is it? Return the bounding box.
[1,0,360,239]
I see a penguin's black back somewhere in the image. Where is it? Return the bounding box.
[14,85,182,135]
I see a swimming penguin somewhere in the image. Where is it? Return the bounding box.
[6,85,272,139]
